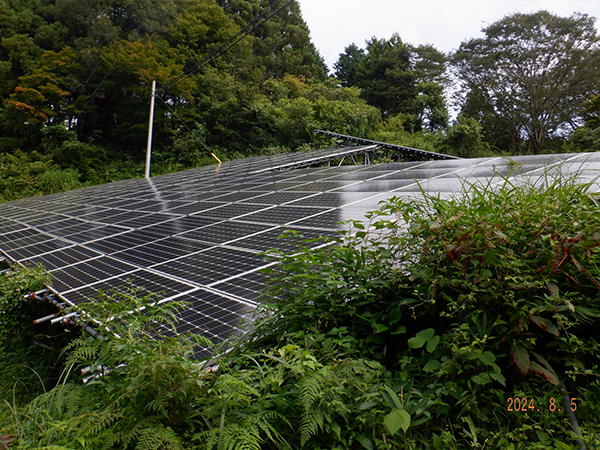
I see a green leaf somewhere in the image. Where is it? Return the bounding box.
[391,325,406,335]
[383,386,402,409]
[490,372,506,386]
[471,373,491,385]
[374,323,389,333]
[408,328,435,349]
[384,408,411,434]
[426,335,440,353]
[423,359,441,372]
[357,435,373,450]
[581,239,600,248]
[358,401,377,410]
[331,422,341,440]
[536,430,551,445]
[546,281,559,296]
[389,307,402,324]
[479,351,496,366]
[408,335,426,348]
[530,352,560,385]
[511,344,530,375]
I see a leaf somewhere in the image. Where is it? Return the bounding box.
[511,344,530,375]
[423,359,441,372]
[490,372,506,386]
[358,401,377,410]
[426,335,440,353]
[383,386,402,409]
[331,422,341,440]
[384,408,411,434]
[530,361,559,385]
[581,239,600,248]
[408,328,434,349]
[529,352,560,385]
[357,435,373,450]
[389,307,402,324]
[546,281,559,296]
[528,314,560,336]
[470,373,491,385]
[479,351,496,366]
[408,335,426,349]
[391,325,406,335]
[374,323,389,333]
[536,430,551,445]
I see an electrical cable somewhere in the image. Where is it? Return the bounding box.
[48,0,294,162]
[160,0,294,94]
[149,0,295,160]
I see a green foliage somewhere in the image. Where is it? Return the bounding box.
[0,263,67,405]
[438,114,490,158]
[0,150,52,201]
[581,94,600,130]
[334,34,448,131]
[5,290,391,450]
[369,114,440,154]
[253,167,600,447]
[38,168,81,195]
[0,0,337,173]
[217,0,328,81]
[453,11,600,154]
[0,149,85,199]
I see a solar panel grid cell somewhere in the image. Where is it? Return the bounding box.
[1,149,598,354]
[177,220,274,245]
[5,239,73,261]
[25,245,102,270]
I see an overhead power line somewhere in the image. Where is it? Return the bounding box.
[160,0,294,94]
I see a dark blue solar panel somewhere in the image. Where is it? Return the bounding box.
[0,148,597,350]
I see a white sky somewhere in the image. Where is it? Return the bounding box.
[296,0,600,72]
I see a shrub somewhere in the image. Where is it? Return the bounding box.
[254,165,600,447]
[0,263,65,405]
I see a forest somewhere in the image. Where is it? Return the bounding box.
[1,1,600,448]
[0,0,599,201]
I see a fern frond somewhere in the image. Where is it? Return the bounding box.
[135,425,184,450]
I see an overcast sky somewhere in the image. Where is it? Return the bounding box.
[296,0,600,73]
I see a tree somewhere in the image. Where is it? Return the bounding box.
[217,0,328,81]
[452,10,600,154]
[581,94,600,130]
[334,34,448,131]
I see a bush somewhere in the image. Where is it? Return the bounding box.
[0,151,54,201]
[0,264,67,405]
[38,168,82,194]
[255,166,600,447]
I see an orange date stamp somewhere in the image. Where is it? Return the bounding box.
[507,397,577,412]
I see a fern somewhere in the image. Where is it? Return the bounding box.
[135,425,184,450]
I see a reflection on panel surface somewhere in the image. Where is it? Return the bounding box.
[0,148,598,349]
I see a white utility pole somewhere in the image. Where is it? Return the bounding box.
[145,80,156,179]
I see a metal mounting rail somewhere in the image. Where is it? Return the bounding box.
[250,145,378,173]
[314,130,460,161]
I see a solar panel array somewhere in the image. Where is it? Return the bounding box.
[1,147,599,348]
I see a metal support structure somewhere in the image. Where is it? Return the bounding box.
[251,145,378,173]
[314,130,460,161]
[145,80,157,179]
[30,290,103,340]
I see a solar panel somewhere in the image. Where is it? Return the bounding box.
[1,147,599,352]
